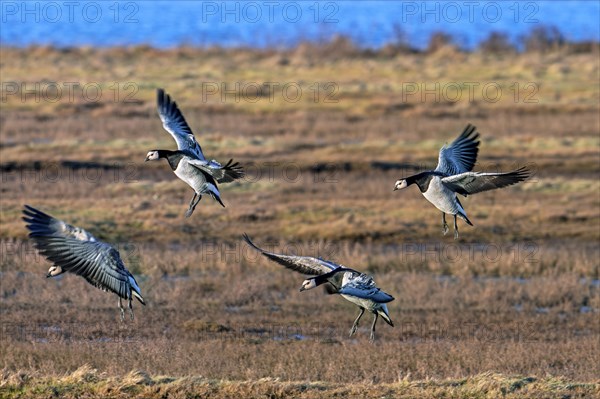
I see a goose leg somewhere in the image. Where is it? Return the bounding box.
[369,313,379,343]
[184,193,197,217]
[191,195,202,212]
[187,193,197,209]
[184,194,202,218]
[442,213,449,235]
[453,214,459,240]
[128,298,134,320]
[118,297,125,322]
[349,308,365,337]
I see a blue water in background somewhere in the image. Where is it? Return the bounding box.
[1,1,598,49]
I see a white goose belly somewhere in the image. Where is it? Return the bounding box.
[421,177,464,215]
[174,161,209,193]
[340,294,381,312]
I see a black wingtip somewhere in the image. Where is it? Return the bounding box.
[242,233,262,252]
[223,159,245,180]
[23,204,45,217]
[157,88,175,113]
[514,166,532,181]
[459,123,481,143]
[157,88,164,106]
[22,205,55,235]
[242,234,276,258]
[498,166,532,187]
[22,205,50,219]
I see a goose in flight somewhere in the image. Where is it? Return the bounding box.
[243,234,394,342]
[145,89,244,217]
[393,124,530,238]
[22,205,145,321]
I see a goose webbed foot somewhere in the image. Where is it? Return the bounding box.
[349,308,365,337]
[184,208,195,218]
[185,194,202,218]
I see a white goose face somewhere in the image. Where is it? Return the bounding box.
[46,266,62,278]
[393,179,408,191]
[299,279,317,292]
[145,150,160,162]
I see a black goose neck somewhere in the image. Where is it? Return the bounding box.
[158,150,184,170]
[408,171,440,192]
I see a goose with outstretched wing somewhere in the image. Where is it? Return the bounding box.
[393,124,531,238]
[243,234,394,342]
[145,89,244,217]
[23,205,145,321]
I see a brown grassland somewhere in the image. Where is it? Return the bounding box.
[0,43,599,398]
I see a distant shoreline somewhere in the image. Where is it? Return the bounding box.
[2,27,598,56]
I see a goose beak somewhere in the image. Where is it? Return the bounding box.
[144,156,149,162]
[46,272,52,278]
[299,286,306,292]
[393,187,398,191]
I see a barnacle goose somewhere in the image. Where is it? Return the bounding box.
[243,234,394,342]
[22,205,145,321]
[393,124,530,238]
[145,89,244,217]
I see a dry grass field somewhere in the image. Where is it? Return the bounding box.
[0,44,599,398]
